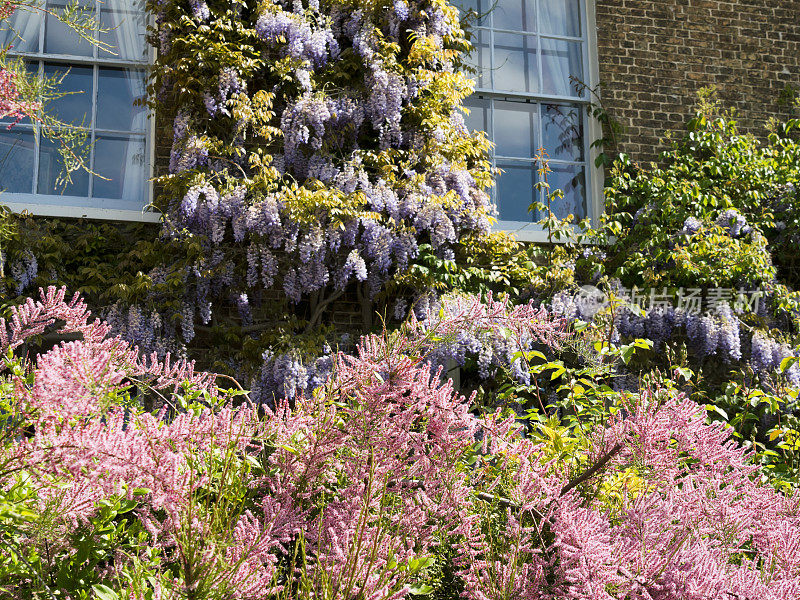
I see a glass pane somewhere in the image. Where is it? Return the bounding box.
[44,63,93,126]
[96,68,147,132]
[494,0,535,32]
[454,0,490,25]
[45,0,94,57]
[0,127,35,193]
[493,100,537,158]
[464,28,490,88]
[493,32,538,93]
[1,8,42,52]
[548,163,585,219]
[37,135,90,196]
[92,135,145,201]
[99,0,147,61]
[462,97,490,135]
[496,161,537,222]
[541,38,582,96]
[542,103,583,161]
[539,0,581,37]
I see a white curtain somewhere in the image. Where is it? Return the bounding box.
[101,0,146,60]
[98,0,147,204]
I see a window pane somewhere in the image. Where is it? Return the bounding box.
[493,32,538,93]
[496,161,537,222]
[464,28,490,88]
[454,0,490,26]
[96,68,147,132]
[0,127,35,193]
[1,9,41,52]
[541,38,581,96]
[494,0,536,32]
[493,100,537,158]
[539,0,581,37]
[92,135,145,202]
[542,103,583,161]
[462,97,491,135]
[548,163,585,219]
[37,135,90,196]
[44,63,93,126]
[99,1,147,61]
[45,0,94,57]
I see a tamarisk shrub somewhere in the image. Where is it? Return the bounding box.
[1,287,799,599]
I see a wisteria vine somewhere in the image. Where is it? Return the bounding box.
[94,0,498,395]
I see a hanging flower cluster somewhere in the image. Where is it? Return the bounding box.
[254,293,569,402]
[549,290,800,386]
[135,0,494,359]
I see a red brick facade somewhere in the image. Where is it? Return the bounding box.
[594,0,800,161]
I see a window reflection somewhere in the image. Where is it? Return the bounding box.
[0,128,35,193]
[44,63,93,126]
[0,9,41,52]
[542,103,583,161]
[494,0,536,32]
[494,100,537,158]
[97,68,148,132]
[45,0,94,56]
[547,163,585,220]
[496,162,538,222]
[37,135,90,196]
[99,0,148,61]
[462,97,491,135]
[493,32,538,93]
[464,29,490,88]
[541,38,582,97]
[93,135,145,201]
[539,0,581,37]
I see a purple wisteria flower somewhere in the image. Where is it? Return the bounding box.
[681,216,702,235]
[715,208,748,237]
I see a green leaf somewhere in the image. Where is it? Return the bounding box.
[93,584,119,600]
[409,584,434,595]
[620,345,636,365]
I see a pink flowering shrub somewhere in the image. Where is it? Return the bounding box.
[1,287,799,599]
[0,66,40,128]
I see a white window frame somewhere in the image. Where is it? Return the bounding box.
[1,2,159,223]
[463,0,602,242]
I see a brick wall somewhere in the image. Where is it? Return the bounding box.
[594,0,800,162]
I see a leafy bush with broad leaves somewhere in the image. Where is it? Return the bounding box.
[3,287,800,600]
[523,95,800,494]
[601,98,800,292]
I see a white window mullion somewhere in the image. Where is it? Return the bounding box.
[87,63,99,198]
[31,61,43,194]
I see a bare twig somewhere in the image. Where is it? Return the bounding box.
[559,442,624,497]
